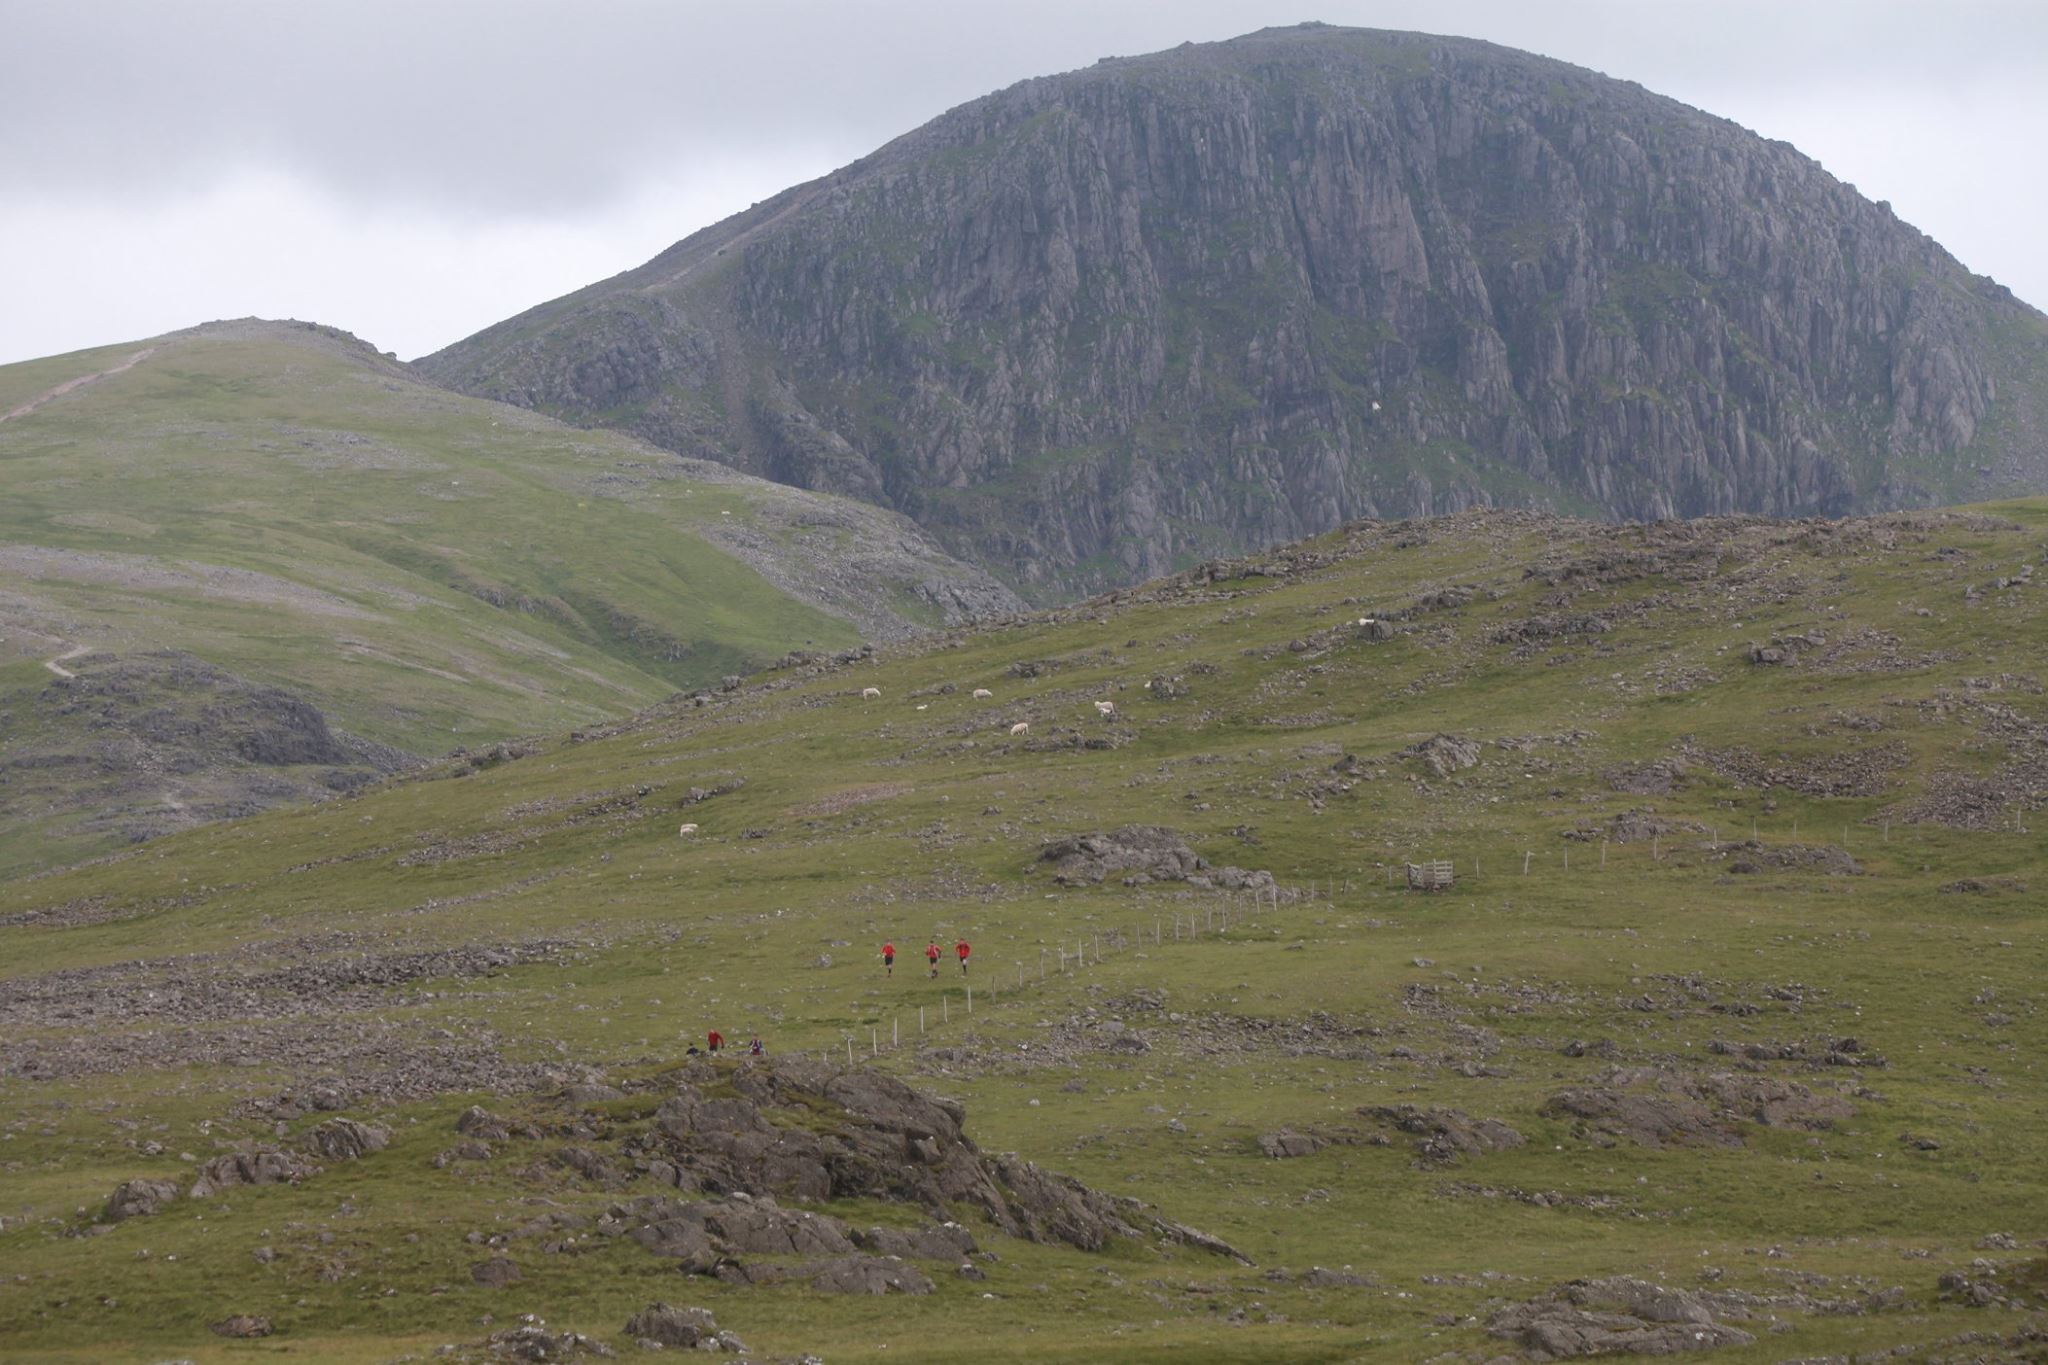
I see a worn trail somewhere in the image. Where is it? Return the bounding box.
[42,643,89,679]
[0,346,156,425]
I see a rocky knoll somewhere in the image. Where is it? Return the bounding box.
[616,1057,1244,1260]
[422,23,2048,599]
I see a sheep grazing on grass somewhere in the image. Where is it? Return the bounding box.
[861,687,881,699]
[972,688,993,699]
[1093,700,1117,717]
[1009,721,1030,736]
[678,823,700,836]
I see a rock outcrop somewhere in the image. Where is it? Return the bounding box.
[607,1057,1244,1262]
[1364,1105,1525,1164]
[1547,1068,1855,1148]
[422,24,2048,600]
[1038,825,1275,892]
[1488,1277,1757,1357]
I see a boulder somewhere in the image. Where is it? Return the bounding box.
[470,1256,522,1287]
[102,1177,178,1222]
[309,1117,389,1161]
[189,1149,319,1198]
[623,1302,719,1348]
[210,1315,272,1338]
[455,1105,511,1140]
[1257,1130,1324,1159]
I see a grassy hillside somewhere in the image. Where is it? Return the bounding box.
[0,319,1015,873]
[1,503,2044,1362]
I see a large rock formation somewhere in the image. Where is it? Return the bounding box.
[422,23,2048,600]
[606,1057,1245,1262]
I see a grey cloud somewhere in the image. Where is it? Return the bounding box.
[7,0,2043,215]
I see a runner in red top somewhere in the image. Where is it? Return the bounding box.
[882,941,896,977]
[707,1029,723,1054]
[925,941,941,978]
[955,939,971,975]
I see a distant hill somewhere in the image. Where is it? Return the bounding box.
[423,23,2048,601]
[0,319,1018,872]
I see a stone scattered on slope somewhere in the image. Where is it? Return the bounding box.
[622,1303,722,1349]
[1405,733,1481,778]
[455,1323,616,1362]
[1487,1276,1757,1358]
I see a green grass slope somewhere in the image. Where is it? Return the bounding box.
[1,503,2045,1362]
[0,319,1015,873]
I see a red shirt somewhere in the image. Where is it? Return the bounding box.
[883,942,895,957]
[925,944,940,961]
[956,941,970,959]
[707,1031,723,1049]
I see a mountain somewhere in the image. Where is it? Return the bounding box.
[422,23,2048,601]
[0,319,1018,873]
[5,498,2045,1360]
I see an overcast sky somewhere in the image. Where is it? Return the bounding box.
[3,0,2043,366]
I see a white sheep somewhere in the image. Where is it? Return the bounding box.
[861,686,881,699]
[678,823,699,836]
[1009,721,1030,736]
[915,703,928,711]
[971,688,993,699]
[1093,700,1117,717]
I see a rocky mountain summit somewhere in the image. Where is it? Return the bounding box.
[423,23,2048,599]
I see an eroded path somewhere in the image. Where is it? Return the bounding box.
[43,644,89,679]
[1,346,157,424]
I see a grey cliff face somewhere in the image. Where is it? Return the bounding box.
[421,23,2048,600]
